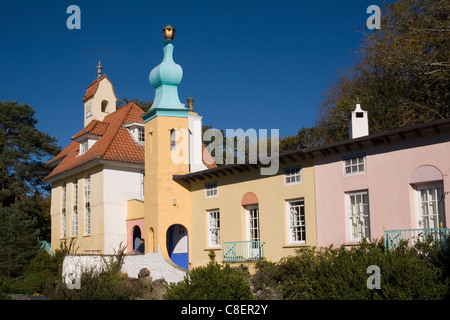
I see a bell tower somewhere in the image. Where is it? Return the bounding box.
[82,62,118,127]
[142,25,191,269]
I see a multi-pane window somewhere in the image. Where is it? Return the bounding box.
[284,166,302,185]
[62,183,66,238]
[80,140,89,155]
[420,185,446,229]
[287,199,306,243]
[138,128,145,143]
[72,179,78,237]
[347,190,370,241]
[205,182,218,198]
[85,175,91,236]
[208,210,220,247]
[248,206,260,242]
[344,155,366,175]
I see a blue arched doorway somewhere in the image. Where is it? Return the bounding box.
[167,224,189,269]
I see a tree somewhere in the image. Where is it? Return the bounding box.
[0,205,40,277]
[117,97,153,112]
[0,100,60,208]
[281,0,450,150]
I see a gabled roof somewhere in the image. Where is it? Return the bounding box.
[82,75,118,102]
[45,102,145,182]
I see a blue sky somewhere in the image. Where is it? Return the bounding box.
[0,0,383,148]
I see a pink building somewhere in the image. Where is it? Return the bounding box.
[312,105,450,248]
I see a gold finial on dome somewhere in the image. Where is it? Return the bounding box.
[162,25,176,41]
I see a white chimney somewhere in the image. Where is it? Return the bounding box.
[349,99,368,139]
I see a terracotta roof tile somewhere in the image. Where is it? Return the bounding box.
[45,101,217,181]
[45,102,145,181]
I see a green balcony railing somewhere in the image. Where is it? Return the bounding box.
[384,228,450,251]
[222,241,265,263]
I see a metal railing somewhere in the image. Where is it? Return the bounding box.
[222,241,265,263]
[384,228,450,251]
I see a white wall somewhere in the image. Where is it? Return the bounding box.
[103,166,143,254]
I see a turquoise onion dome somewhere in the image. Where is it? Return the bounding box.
[144,25,188,121]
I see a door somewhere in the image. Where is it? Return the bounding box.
[246,205,260,259]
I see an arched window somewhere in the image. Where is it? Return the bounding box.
[101,100,108,113]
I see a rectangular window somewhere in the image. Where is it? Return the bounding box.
[205,182,218,198]
[347,190,370,242]
[284,166,302,185]
[419,185,446,229]
[85,175,91,236]
[72,179,78,237]
[62,183,66,238]
[208,210,220,248]
[287,198,306,244]
[80,140,88,155]
[138,128,145,142]
[344,155,366,176]
[247,206,260,242]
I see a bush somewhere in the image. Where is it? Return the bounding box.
[252,239,449,300]
[164,251,254,300]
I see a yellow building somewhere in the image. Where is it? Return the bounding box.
[175,155,316,269]
[46,26,317,272]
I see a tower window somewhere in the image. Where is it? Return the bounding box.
[170,129,176,150]
[101,100,108,113]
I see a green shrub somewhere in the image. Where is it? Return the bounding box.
[165,252,254,300]
[251,239,449,300]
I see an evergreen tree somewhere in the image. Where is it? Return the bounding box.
[281,0,450,150]
[0,205,40,277]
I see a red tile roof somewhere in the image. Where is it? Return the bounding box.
[82,75,118,102]
[45,102,145,181]
[45,102,217,181]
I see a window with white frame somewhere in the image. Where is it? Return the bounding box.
[246,205,260,242]
[80,139,89,155]
[62,183,67,238]
[72,179,78,237]
[347,190,370,242]
[344,155,366,176]
[85,175,91,236]
[284,166,302,185]
[138,128,145,143]
[208,210,220,247]
[287,198,306,244]
[418,184,446,229]
[205,182,218,198]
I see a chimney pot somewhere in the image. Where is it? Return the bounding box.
[187,97,194,111]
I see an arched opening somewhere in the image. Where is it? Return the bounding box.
[132,225,142,250]
[167,224,189,269]
[148,227,154,253]
[101,100,108,113]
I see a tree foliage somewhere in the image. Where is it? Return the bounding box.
[281,0,450,150]
[164,251,254,300]
[0,100,60,207]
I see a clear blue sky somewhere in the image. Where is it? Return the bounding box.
[0,0,383,148]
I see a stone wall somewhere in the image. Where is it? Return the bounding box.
[62,252,186,288]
